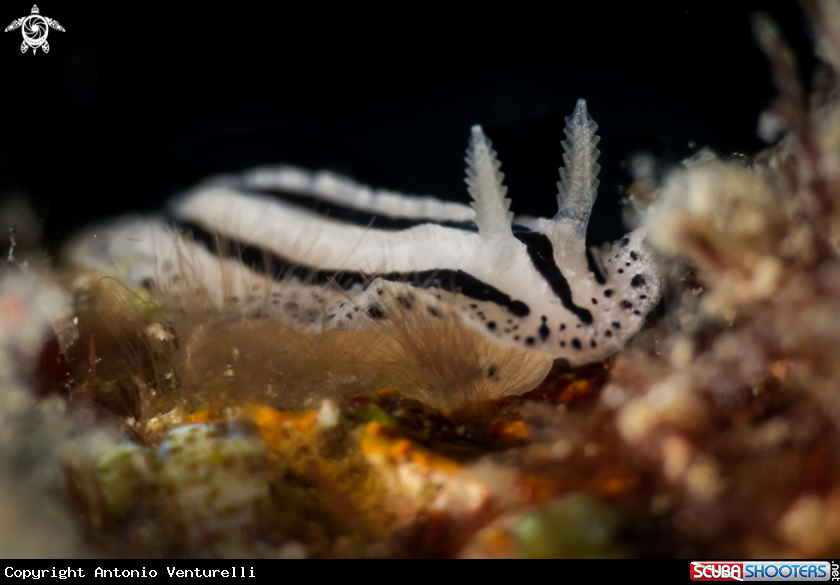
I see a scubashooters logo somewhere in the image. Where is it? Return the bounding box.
[4,5,64,54]
[691,561,833,581]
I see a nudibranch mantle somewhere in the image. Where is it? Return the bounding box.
[67,99,660,365]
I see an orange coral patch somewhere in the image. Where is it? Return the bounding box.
[490,419,529,443]
[360,422,461,473]
[244,405,317,449]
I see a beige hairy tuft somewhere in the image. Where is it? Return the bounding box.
[133,230,553,416]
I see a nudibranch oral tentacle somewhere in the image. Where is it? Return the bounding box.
[65,99,660,366]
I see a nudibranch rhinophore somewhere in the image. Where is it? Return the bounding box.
[66,99,660,366]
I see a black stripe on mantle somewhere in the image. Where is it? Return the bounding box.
[172,219,531,318]
[170,215,596,325]
[244,187,477,231]
[512,230,594,325]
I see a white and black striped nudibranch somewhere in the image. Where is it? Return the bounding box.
[66,99,660,365]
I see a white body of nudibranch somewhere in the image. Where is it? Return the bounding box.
[66,99,660,365]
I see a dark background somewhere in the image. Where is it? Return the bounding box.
[0,1,816,257]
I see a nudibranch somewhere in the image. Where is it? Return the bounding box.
[66,99,660,366]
